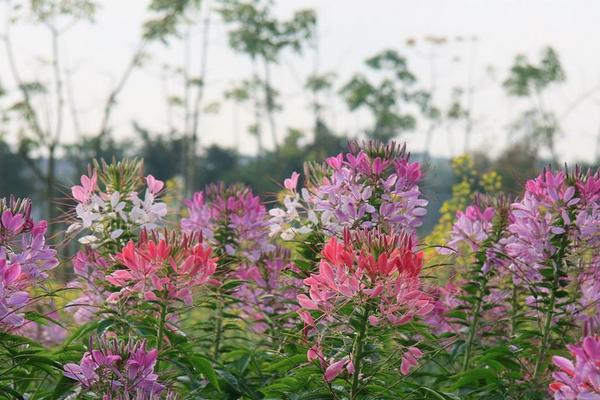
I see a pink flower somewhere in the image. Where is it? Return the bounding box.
[550,336,600,399]
[64,336,165,397]
[71,172,97,203]
[284,172,300,191]
[298,230,431,328]
[0,197,57,331]
[324,357,350,382]
[146,175,164,195]
[1,210,25,235]
[107,233,217,308]
[400,346,423,375]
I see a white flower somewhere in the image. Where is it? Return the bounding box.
[76,204,100,228]
[66,223,82,234]
[281,228,295,241]
[79,235,98,245]
[110,229,124,240]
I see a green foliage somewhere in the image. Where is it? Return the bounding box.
[340,49,419,142]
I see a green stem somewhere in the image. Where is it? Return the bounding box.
[350,305,371,399]
[532,261,560,381]
[156,300,168,372]
[213,289,224,360]
[510,281,518,337]
[462,275,487,372]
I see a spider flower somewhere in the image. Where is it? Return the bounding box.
[269,141,427,241]
[298,230,432,326]
[106,231,217,306]
[0,197,57,330]
[67,248,111,324]
[64,336,165,399]
[550,336,600,399]
[505,168,600,283]
[297,229,432,383]
[68,160,167,247]
[182,183,274,266]
[234,248,302,332]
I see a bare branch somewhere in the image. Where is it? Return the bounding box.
[96,40,147,152]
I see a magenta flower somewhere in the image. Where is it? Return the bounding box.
[0,197,57,330]
[550,336,600,399]
[182,183,274,266]
[439,204,495,255]
[66,249,111,324]
[64,336,165,398]
[506,169,600,284]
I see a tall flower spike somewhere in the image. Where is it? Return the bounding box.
[298,229,432,384]
[182,183,274,268]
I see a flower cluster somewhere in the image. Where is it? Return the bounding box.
[106,231,217,306]
[234,248,302,332]
[64,336,167,399]
[269,141,427,241]
[182,183,300,333]
[68,160,167,247]
[67,248,111,324]
[550,336,600,399]
[182,183,274,264]
[0,197,57,329]
[440,203,495,256]
[298,229,432,381]
[505,169,600,283]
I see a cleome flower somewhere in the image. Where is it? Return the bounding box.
[0,197,57,330]
[66,248,111,324]
[181,183,274,266]
[68,159,167,247]
[64,335,168,399]
[106,230,217,306]
[550,336,600,399]
[298,229,432,326]
[269,141,428,241]
[297,228,433,382]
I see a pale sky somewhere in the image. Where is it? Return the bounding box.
[2,0,600,162]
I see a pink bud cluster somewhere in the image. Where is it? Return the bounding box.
[0,197,57,329]
[182,183,274,264]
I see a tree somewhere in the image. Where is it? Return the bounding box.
[503,47,565,163]
[144,0,213,196]
[1,0,96,233]
[340,49,418,143]
[218,0,316,151]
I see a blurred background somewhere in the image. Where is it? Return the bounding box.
[1,0,599,234]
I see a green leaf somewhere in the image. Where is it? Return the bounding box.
[190,355,221,392]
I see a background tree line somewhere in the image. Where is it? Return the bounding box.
[0,0,598,235]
